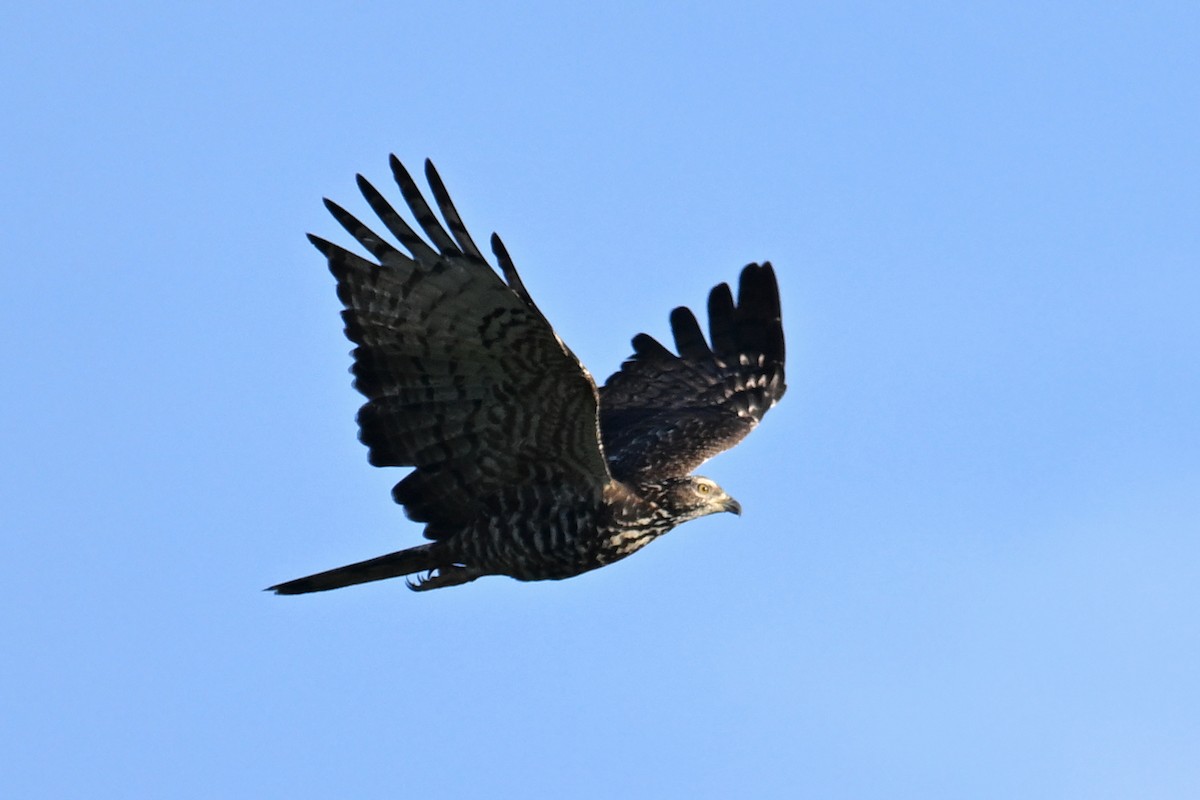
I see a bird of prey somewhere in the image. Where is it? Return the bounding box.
[269,157,786,594]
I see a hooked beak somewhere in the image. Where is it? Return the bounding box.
[722,496,742,516]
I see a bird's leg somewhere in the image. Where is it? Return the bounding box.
[405,565,483,592]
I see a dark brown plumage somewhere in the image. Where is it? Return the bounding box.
[269,157,785,594]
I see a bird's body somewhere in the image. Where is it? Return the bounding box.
[270,158,785,594]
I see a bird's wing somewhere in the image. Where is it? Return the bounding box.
[598,264,785,481]
[311,157,611,539]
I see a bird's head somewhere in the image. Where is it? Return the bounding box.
[654,476,742,522]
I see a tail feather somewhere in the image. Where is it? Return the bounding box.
[268,543,440,594]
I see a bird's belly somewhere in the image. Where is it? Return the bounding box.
[457,513,608,581]
[596,528,662,563]
[470,523,672,582]
[451,489,675,582]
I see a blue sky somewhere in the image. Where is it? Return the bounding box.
[3,2,1198,797]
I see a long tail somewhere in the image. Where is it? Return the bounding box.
[268,543,441,594]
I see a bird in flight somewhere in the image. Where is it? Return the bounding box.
[270,157,786,594]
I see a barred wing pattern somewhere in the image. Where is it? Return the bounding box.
[599,264,786,481]
[311,157,611,540]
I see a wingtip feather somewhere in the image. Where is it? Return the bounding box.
[307,232,334,255]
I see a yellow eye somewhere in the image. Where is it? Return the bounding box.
[698,483,711,494]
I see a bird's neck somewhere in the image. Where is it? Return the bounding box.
[603,480,679,531]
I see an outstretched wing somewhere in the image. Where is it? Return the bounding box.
[599,263,785,481]
[311,157,611,539]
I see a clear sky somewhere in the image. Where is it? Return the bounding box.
[3,2,1198,798]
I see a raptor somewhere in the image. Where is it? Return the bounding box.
[270,158,786,594]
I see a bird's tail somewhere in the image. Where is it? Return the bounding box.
[268,543,441,594]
